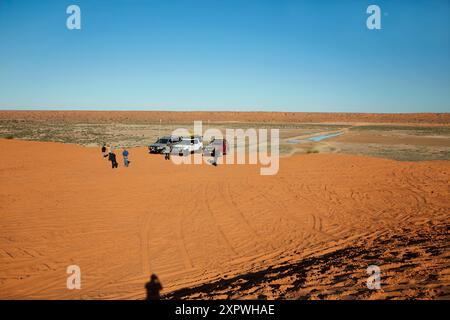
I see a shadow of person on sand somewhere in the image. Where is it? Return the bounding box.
[145,274,163,300]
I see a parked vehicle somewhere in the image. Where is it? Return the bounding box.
[171,138,203,156]
[203,138,229,156]
[191,135,203,143]
[148,136,181,154]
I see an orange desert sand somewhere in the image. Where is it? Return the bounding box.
[0,138,449,299]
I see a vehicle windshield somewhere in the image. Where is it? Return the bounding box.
[157,138,169,144]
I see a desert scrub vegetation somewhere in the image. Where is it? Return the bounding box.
[306,148,319,154]
[350,125,450,136]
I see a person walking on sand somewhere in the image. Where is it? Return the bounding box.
[211,147,218,166]
[101,144,108,158]
[163,143,171,160]
[122,147,130,167]
[108,148,118,169]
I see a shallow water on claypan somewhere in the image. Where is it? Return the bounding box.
[307,132,343,142]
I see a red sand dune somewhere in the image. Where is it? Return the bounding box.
[1,110,449,124]
[0,139,449,299]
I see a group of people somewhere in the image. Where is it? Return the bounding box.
[101,144,130,169]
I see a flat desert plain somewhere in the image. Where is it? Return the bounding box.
[0,111,449,300]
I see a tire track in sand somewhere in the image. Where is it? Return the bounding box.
[139,210,154,275]
[176,185,197,270]
[139,189,195,274]
[222,181,261,240]
[251,181,337,241]
[203,182,237,256]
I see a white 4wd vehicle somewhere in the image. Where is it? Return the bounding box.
[172,138,203,156]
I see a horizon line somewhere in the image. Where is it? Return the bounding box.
[0,108,449,115]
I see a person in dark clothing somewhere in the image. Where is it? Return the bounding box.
[211,147,218,166]
[101,144,108,158]
[145,274,163,300]
[109,151,118,168]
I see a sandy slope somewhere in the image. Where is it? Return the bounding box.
[0,139,448,299]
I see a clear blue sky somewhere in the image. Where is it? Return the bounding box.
[0,0,449,112]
